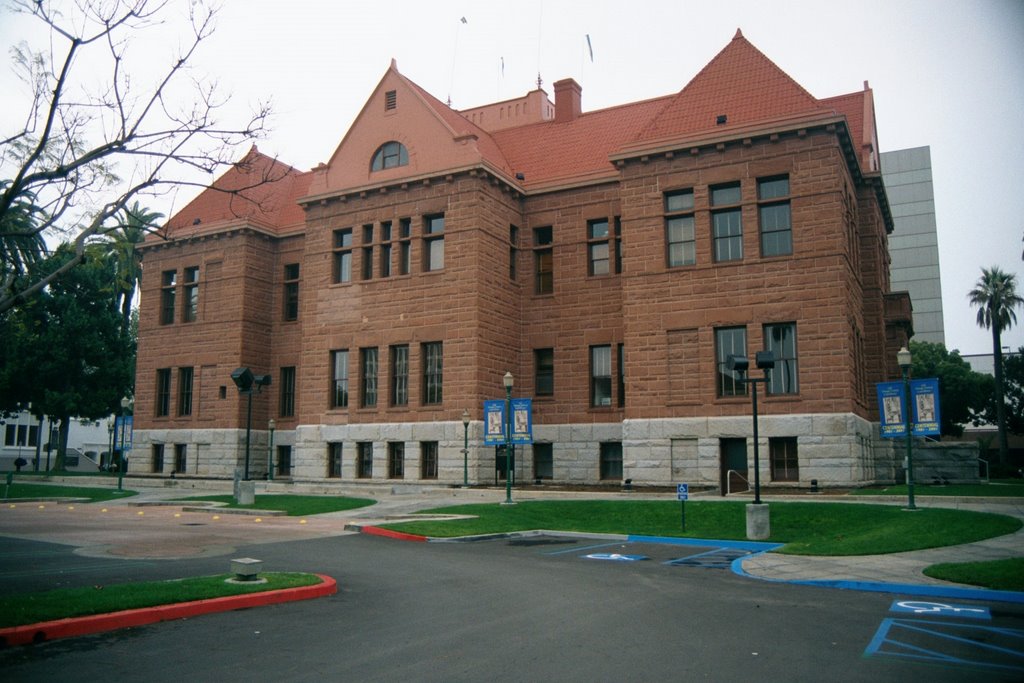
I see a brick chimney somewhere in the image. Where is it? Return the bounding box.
[554,78,582,122]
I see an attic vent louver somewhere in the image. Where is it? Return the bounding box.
[385,90,397,111]
[716,114,727,125]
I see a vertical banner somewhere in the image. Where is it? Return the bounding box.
[510,398,533,444]
[877,378,941,438]
[910,378,941,436]
[483,400,506,445]
[877,381,907,438]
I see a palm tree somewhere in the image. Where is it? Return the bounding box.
[102,202,163,333]
[0,185,47,302]
[968,266,1024,464]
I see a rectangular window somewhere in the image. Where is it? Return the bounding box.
[27,425,38,447]
[759,176,792,257]
[399,218,412,275]
[279,366,296,417]
[388,442,405,479]
[533,443,553,480]
[333,228,353,283]
[420,441,438,479]
[715,327,747,397]
[587,218,610,276]
[509,225,519,280]
[599,442,623,480]
[156,368,172,416]
[327,442,342,478]
[360,347,379,408]
[390,344,409,406]
[362,224,374,280]
[422,342,443,405]
[590,345,612,407]
[182,266,199,322]
[534,348,554,397]
[617,343,625,407]
[764,323,799,395]
[357,442,373,478]
[380,221,392,277]
[177,366,194,416]
[283,263,300,321]
[4,424,13,446]
[174,444,187,474]
[152,444,164,473]
[160,270,176,325]
[613,217,622,274]
[424,214,444,272]
[665,189,696,267]
[711,183,743,262]
[533,226,553,294]
[770,437,799,482]
[330,350,349,408]
[277,445,292,476]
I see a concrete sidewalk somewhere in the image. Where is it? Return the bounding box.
[4,477,1023,600]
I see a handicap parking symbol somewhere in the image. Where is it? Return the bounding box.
[889,600,990,620]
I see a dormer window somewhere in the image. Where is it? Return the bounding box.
[371,141,408,171]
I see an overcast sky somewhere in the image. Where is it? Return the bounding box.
[3,0,1023,355]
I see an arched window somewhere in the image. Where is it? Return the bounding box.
[371,141,408,171]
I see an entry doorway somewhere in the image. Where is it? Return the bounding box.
[719,438,748,496]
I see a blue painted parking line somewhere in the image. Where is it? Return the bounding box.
[865,618,1024,673]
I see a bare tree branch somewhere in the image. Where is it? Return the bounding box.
[1,0,276,314]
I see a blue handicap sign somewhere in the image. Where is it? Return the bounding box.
[676,483,689,501]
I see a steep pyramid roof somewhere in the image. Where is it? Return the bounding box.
[636,29,828,144]
[159,146,309,240]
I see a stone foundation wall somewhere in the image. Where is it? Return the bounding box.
[136,413,915,488]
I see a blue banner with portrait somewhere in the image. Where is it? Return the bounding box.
[483,398,534,445]
[910,378,940,437]
[483,400,506,445]
[877,378,941,438]
[877,381,907,438]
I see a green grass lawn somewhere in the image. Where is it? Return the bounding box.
[853,479,1024,497]
[0,573,324,628]
[181,494,375,516]
[2,482,137,503]
[923,558,1024,592]
[382,500,1022,556]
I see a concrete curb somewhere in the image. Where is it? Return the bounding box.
[0,574,337,647]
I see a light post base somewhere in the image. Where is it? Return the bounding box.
[500,499,517,506]
[236,480,256,505]
[746,503,771,540]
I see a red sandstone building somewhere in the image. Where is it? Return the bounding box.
[134,31,912,490]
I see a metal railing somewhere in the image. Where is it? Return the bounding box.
[726,469,750,496]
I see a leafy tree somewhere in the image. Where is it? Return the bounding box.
[0,244,133,470]
[907,341,990,437]
[0,0,276,314]
[981,347,1024,437]
[968,267,1024,463]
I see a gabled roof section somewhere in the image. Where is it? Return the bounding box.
[305,61,513,200]
[155,147,309,242]
[636,29,826,144]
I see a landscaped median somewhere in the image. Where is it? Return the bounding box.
[0,573,336,647]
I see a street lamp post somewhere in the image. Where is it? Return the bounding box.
[230,367,271,482]
[897,346,916,510]
[503,372,515,505]
[107,419,114,471]
[461,409,470,487]
[117,396,132,491]
[267,418,276,481]
[727,352,774,540]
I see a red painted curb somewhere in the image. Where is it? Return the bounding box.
[0,574,337,647]
[360,526,428,542]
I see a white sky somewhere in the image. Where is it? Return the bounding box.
[2,0,1023,355]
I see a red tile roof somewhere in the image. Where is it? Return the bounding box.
[158,146,309,240]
